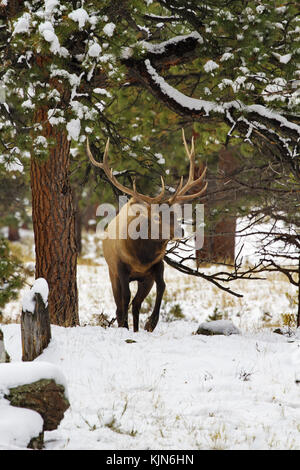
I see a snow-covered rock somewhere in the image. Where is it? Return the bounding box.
[196,320,241,336]
[0,402,43,450]
[0,362,68,449]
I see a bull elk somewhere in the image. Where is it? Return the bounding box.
[87,130,207,332]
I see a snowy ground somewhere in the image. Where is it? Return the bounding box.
[1,230,300,450]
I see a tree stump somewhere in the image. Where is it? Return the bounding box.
[0,328,10,363]
[21,292,51,361]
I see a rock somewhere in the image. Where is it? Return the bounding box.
[0,329,10,363]
[273,327,295,337]
[28,432,44,450]
[5,378,69,431]
[273,328,285,335]
[196,320,241,336]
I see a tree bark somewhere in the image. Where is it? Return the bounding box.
[197,148,238,265]
[73,191,82,255]
[31,105,78,326]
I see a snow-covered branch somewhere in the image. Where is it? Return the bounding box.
[124,55,300,174]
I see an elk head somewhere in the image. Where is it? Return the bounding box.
[87,129,207,242]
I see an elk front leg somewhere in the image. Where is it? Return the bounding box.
[118,262,131,329]
[109,266,130,329]
[132,276,154,332]
[144,261,165,332]
[108,269,123,327]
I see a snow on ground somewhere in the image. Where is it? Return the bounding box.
[2,320,300,450]
[1,228,299,450]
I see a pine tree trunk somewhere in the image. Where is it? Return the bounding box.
[31,105,78,327]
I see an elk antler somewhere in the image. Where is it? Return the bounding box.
[168,129,207,204]
[86,137,165,204]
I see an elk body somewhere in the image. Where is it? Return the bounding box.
[87,131,207,332]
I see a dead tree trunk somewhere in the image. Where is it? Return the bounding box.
[21,293,51,361]
[297,256,300,328]
[0,328,10,363]
[8,225,20,242]
[197,147,238,265]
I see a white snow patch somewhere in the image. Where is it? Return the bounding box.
[38,21,61,55]
[220,52,234,62]
[44,0,59,15]
[121,47,133,59]
[141,31,203,55]
[103,22,116,37]
[93,88,111,97]
[0,155,23,173]
[204,60,219,73]
[272,52,292,64]
[145,60,224,115]
[0,403,43,450]
[197,320,241,336]
[155,153,165,164]
[12,12,31,35]
[68,8,90,29]
[88,42,102,57]
[0,361,67,394]
[67,118,81,141]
